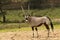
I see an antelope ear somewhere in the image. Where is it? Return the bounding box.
[28,14,31,16]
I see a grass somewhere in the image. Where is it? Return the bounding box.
[0,24,60,32]
[0,7,60,22]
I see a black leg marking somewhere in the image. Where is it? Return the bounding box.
[32,27,34,38]
[35,27,39,38]
[44,23,50,37]
[35,27,37,31]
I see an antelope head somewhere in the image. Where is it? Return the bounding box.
[21,4,35,22]
[21,4,31,22]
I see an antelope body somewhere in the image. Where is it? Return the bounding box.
[26,16,50,27]
[25,15,54,37]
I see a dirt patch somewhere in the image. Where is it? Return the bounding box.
[0,29,60,40]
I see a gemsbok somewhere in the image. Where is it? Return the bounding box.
[21,5,54,38]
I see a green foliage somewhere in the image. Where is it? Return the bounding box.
[30,8,60,18]
[0,8,60,22]
[0,8,60,25]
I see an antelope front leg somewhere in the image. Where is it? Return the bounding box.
[32,27,34,38]
[35,27,39,38]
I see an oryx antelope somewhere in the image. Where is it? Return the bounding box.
[21,5,54,38]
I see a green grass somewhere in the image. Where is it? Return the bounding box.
[0,24,60,32]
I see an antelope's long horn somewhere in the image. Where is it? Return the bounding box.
[28,4,30,13]
[21,5,25,14]
[28,4,31,16]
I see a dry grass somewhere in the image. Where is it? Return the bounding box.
[0,23,60,40]
[0,29,60,40]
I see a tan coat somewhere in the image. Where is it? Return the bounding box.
[28,16,50,27]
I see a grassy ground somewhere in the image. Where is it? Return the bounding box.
[0,24,60,40]
[0,24,60,32]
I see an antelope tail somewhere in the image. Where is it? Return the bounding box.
[47,16,54,31]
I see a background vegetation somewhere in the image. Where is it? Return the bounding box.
[0,0,60,30]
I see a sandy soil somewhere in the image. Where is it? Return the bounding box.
[0,29,60,40]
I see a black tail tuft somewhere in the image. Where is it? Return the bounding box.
[50,22,54,31]
[46,16,54,31]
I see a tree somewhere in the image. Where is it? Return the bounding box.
[0,0,9,22]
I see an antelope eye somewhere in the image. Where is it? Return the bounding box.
[26,18,28,20]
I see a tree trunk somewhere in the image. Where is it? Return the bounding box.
[3,15,6,23]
